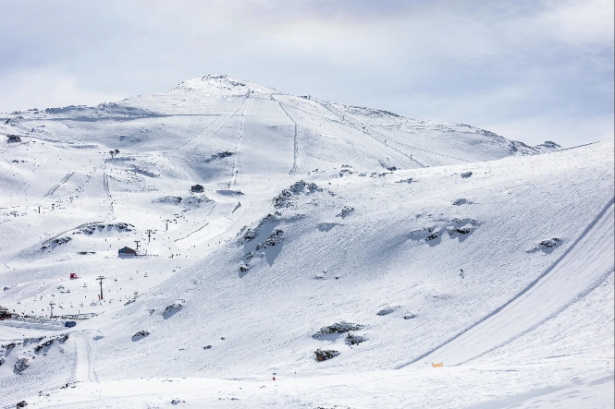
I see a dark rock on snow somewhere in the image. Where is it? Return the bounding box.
[345,333,367,346]
[14,358,29,374]
[191,184,204,193]
[256,229,283,250]
[336,206,354,218]
[376,307,396,316]
[132,330,150,340]
[315,349,340,362]
[540,238,561,248]
[313,322,365,338]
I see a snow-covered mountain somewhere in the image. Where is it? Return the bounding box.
[0,75,612,409]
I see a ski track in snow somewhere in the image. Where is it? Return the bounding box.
[74,332,98,383]
[393,139,471,163]
[0,141,24,154]
[283,98,415,167]
[320,101,429,168]
[400,197,615,368]
[103,171,114,215]
[45,171,74,197]
[174,222,210,242]
[177,93,248,153]
[229,92,251,188]
[272,97,299,176]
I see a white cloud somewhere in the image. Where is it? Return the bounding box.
[481,114,614,148]
[531,0,614,48]
[0,68,125,113]
[0,0,611,146]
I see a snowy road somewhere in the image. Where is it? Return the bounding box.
[402,198,615,367]
[74,332,98,383]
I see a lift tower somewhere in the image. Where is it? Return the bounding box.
[97,276,106,300]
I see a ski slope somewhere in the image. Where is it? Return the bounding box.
[0,75,613,408]
[73,332,97,383]
[402,198,614,367]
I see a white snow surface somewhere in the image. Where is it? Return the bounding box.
[0,75,613,408]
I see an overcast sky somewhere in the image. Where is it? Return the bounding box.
[1,0,613,147]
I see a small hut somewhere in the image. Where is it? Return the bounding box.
[118,246,137,256]
[191,184,204,193]
[0,306,13,320]
[7,135,22,143]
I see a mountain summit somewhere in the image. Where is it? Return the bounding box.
[2,75,560,190]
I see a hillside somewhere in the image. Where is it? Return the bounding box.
[0,76,612,409]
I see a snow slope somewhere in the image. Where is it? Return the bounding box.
[0,75,612,408]
[402,198,614,367]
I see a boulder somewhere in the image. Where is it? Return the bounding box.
[540,238,561,248]
[336,206,355,218]
[426,232,439,241]
[395,178,413,184]
[132,330,150,340]
[163,302,184,318]
[14,358,29,374]
[313,322,365,338]
[315,349,340,362]
[256,229,283,250]
[377,307,396,316]
[345,333,367,346]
